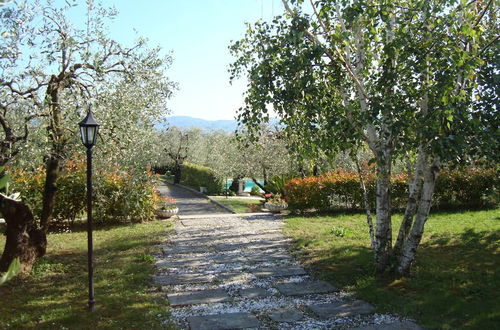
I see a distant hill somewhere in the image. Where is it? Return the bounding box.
[163,116,238,131]
[157,116,279,132]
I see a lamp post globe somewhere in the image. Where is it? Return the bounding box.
[79,111,100,148]
[79,110,99,312]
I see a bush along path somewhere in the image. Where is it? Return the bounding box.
[154,211,422,329]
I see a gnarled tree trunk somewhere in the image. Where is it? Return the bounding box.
[0,194,47,273]
[40,155,61,232]
[172,163,182,184]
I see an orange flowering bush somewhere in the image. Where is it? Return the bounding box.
[285,176,328,211]
[10,160,86,225]
[434,166,499,209]
[10,167,46,218]
[10,160,159,227]
[284,165,498,212]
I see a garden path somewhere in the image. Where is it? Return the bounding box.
[157,183,228,216]
[154,184,421,329]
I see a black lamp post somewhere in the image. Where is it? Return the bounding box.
[79,110,100,312]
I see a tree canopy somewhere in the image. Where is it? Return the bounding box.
[230,0,499,275]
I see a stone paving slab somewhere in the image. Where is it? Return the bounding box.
[269,307,304,322]
[349,321,423,330]
[244,252,292,263]
[215,243,245,252]
[211,254,248,264]
[163,245,210,255]
[308,300,375,319]
[181,219,218,227]
[238,287,272,299]
[246,242,290,251]
[275,280,338,296]
[187,312,260,330]
[170,238,213,245]
[153,274,212,286]
[249,266,306,277]
[216,272,248,282]
[167,289,231,307]
[156,259,208,269]
[159,254,212,262]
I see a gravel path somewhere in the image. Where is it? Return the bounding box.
[157,183,228,216]
[154,213,421,330]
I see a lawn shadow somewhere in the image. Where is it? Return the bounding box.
[291,228,500,329]
[0,222,174,329]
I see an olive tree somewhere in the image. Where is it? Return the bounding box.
[230,0,498,275]
[0,0,174,272]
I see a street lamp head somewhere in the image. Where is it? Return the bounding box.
[79,111,100,148]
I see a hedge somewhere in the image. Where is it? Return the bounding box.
[285,166,498,212]
[10,160,159,227]
[180,162,223,195]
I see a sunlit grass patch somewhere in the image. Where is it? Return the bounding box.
[0,221,176,329]
[284,209,500,329]
[211,197,263,213]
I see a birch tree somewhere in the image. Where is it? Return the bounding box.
[230,0,498,275]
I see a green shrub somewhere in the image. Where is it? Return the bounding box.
[94,168,158,224]
[180,162,223,195]
[54,159,86,223]
[250,185,262,196]
[264,174,296,196]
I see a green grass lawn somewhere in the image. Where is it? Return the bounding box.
[0,221,176,329]
[211,197,263,213]
[284,209,500,329]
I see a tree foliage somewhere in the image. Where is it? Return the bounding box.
[0,0,175,272]
[230,0,498,275]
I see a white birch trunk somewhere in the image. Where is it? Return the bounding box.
[396,157,441,275]
[393,146,426,254]
[354,154,375,249]
[373,140,393,272]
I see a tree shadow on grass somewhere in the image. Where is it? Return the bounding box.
[292,229,500,330]
[0,223,175,329]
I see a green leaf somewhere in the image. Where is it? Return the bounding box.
[0,171,10,190]
[0,258,21,285]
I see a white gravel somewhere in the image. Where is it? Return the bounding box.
[155,214,414,329]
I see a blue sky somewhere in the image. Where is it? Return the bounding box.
[101,0,283,120]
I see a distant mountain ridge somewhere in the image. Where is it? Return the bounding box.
[164,116,238,131]
[157,116,279,132]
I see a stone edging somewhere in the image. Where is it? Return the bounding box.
[167,182,237,214]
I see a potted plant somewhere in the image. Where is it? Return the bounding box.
[155,195,178,218]
[264,194,288,213]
